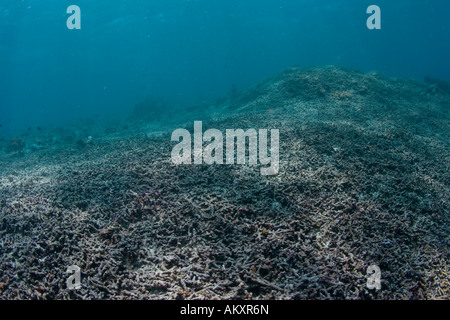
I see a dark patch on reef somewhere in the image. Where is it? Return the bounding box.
[425,76,450,95]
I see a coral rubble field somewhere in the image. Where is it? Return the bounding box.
[0,66,448,299]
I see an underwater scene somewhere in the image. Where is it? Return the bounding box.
[0,0,449,301]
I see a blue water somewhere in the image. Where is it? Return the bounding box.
[1,0,449,133]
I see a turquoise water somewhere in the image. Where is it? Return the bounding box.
[1,0,449,133]
[0,1,449,301]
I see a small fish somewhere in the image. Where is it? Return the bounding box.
[37,127,42,131]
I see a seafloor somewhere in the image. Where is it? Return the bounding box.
[0,66,448,300]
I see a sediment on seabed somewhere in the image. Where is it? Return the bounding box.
[0,66,449,299]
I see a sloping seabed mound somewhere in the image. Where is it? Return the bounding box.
[0,66,448,299]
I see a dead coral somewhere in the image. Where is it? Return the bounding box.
[0,66,448,300]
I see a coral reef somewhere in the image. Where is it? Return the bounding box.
[0,66,448,300]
